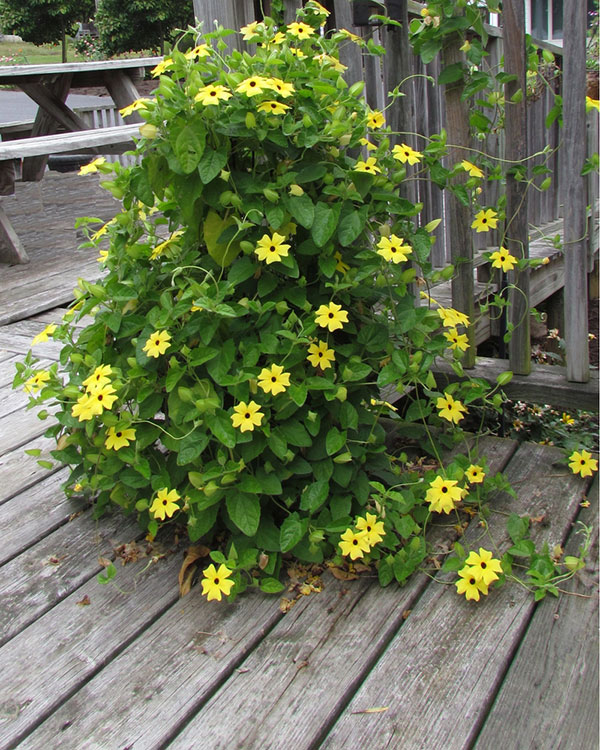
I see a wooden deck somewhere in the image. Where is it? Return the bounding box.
[0,308,597,749]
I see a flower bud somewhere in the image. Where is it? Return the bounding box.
[139,123,158,139]
[289,184,304,197]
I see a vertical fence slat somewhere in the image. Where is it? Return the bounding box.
[332,0,363,86]
[442,34,475,367]
[504,0,531,375]
[563,0,589,382]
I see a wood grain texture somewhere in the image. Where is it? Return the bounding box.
[474,478,599,750]
[0,403,58,456]
[165,439,517,750]
[320,443,592,750]
[562,0,590,381]
[0,469,85,567]
[0,431,60,504]
[0,124,139,160]
[23,589,283,750]
[0,553,181,749]
[0,204,28,264]
[0,507,139,647]
[332,0,363,87]
[0,58,161,82]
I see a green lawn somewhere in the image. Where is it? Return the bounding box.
[0,40,78,65]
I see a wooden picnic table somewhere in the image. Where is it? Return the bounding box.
[0,57,160,264]
[0,307,597,750]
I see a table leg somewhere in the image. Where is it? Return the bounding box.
[103,69,145,123]
[22,74,74,182]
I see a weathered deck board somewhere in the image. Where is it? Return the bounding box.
[0,554,181,749]
[0,470,84,566]
[319,443,593,750]
[473,478,599,750]
[165,439,517,750]
[0,433,59,503]
[0,506,139,647]
[0,172,116,326]
[0,402,58,455]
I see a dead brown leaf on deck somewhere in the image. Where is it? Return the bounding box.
[178,544,210,597]
[351,706,389,714]
[76,594,91,606]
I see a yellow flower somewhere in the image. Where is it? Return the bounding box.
[443,328,469,352]
[307,340,335,369]
[24,370,50,394]
[257,100,290,115]
[315,302,349,332]
[338,28,363,44]
[240,21,262,40]
[455,567,489,601]
[354,157,380,174]
[78,157,106,175]
[334,251,350,274]
[464,548,503,586]
[184,44,211,60]
[287,21,315,39]
[568,449,598,478]
[82,364,112,389]
[149,229,185,260]
[460,160,484,178]
[257,364,291,396]
[376,234,412,264]
[194,84,232,106]
[143,330,172,358]
[97,249,109,264]
[436,392,467,424]
[355,513,385,546]
[151,58,174,77]
[306,0,330,16]
[105,426,136,451]
[359,137,377,151]
[71,393,99,421]
[231,401,264,432]
[460,39,472,53]
[392,143,423,165]
[490,248,517,272]
[254,232,290,264]
[268,31,286,45]
[87,382,118,411]
[315,53,347,72]
[367,110,385,129]
[426,475,463,514]
[471,208,498,232]
[149,488,181,521]
[32,323,57,345]
[370,398,398,412]
[339,528,371,560]
[266,77,295,98]
[465,464,485,484]
[561,413,575,425]
[119,98,150,118]
[201,563,235,601]
[236,76,270,96]
[91,217,116,242]
[586,96,600,112]
[437,307,470,328]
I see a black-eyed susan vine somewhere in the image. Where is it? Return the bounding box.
[14,2,596,603]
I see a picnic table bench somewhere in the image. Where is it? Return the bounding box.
[0,57,160,265]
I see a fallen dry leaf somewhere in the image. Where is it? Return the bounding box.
[329,566,358,581]
[351,706,389,715]
[76,595,91,606]
[178,544,211,597]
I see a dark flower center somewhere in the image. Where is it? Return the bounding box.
[469,577,476,585]
[98,395,103,401]
[269,246,276,252]
[214,578,220,584]
[116,432,122,437]
[328,312,334,318]
[245,413,250,419]
[271,376,277,382]
[481,562,487,568]
[441,486,448,493]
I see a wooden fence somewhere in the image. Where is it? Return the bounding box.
[193,0,597,388]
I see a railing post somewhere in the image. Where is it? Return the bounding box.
[442,35,475,368]
[504,0,531,375]
[563,0,589,382]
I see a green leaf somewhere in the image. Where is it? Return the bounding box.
[438,62,465,85]
[339,402,358,431]
[265,203,285,230]
[508,539,536,557]
[311,202,341,248]
[198,147,228,184]
[204,210,241,267]
[174,125,205,173]
[165,365,185,393]
[260,577,285,593]
[226,490,260,536]
[300,480,329,513]
[338,204,366,247]
[285,194,315,229]
[281,420,312,448]
[208,411,237,449]
[507,513,530,544]
[377,558,394,587]
[280,512,307,552]
[325,426,346,456]
[189,346,219,367]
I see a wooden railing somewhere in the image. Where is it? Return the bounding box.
[197,0,598,391]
